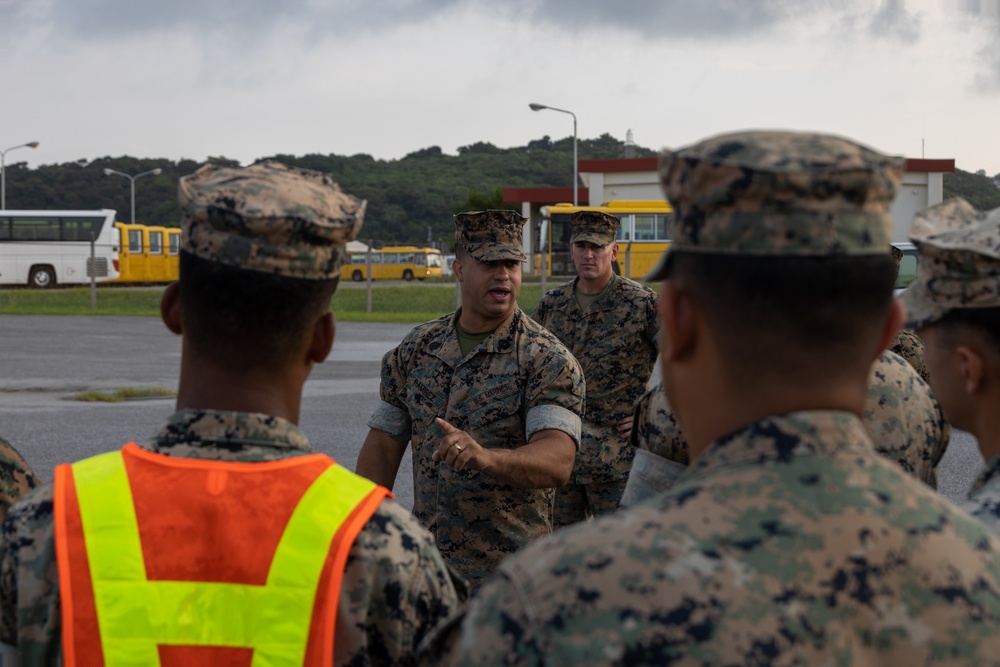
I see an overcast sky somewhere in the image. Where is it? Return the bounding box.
[2,0,999,175]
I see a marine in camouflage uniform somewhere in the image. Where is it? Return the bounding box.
[532,211,659,526]
[622,349,951,506]
[899,198,1000,535]
[0,161,461,665]
[358,210,584,591]
[420,131,1000,665]
[0,437,39,525]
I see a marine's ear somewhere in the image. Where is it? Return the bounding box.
[160,282,183,335]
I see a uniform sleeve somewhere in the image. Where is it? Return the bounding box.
[341,499,465,667]
[369,344,415,443]
[0,438,40,524]
[0,484,62,664]
[417,572,543,667]
[524,334,585,445]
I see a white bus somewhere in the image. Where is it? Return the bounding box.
[0,209,121,287]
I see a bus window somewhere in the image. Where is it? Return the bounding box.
[168,231,180,256]
[149,231,163,255]
[616,215,631,242]
[128,229,143,254]
[634,215,657,241]
[655,214,673,240]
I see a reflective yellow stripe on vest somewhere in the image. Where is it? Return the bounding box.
[73,451,377,667]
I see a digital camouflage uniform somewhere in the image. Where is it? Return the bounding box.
[622,349,951,506]
[368,209,585,590]
[963,455,1000,534]
[899,197,1000,536]
[0,161,462,666]
[1,411,462,666]
[368,308,584,590]
[865,349,950,486]
[420,131,1000,665]
[533,228,659,525]
[0,437,39,524]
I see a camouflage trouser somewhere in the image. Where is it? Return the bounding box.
[553,478,627,529]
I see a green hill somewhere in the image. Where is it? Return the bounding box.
[1,134,656,246]
[944,169,1000,210]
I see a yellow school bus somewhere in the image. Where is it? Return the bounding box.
[537,200,673,281]
[346,246,443,281]
[113,222,180,283]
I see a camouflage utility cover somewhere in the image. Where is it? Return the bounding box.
[890,329,931,384]
[963,454,1000,536]
[902,198,1000,329]
[646,130,901,280]
[178,160,366,280]
[368,308,584,590]
[0,437,39,524]
[532,273,659,484]
[569,210,620,246]
[421,411,1000,665]
[0,409,461,666]
[454,210,527,262]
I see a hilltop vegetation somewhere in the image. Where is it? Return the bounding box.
[2,134,655,245]
[3,137,997,245]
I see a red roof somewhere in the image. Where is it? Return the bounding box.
[903,159,955,173]
[502,187,589,204]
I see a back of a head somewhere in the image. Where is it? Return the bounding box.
[647,130,902,382]
[177,161,366,372]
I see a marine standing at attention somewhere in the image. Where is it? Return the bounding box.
[532,210,658,526]
[419,131,1000,666]
[900,198,1000,533]
[0,161,461,666]
[355,210,585,591]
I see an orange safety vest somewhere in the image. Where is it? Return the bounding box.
[53,443,389,667]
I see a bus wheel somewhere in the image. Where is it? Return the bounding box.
[403,269,414,281]
[352,270,364,282]
[29,265,56,289]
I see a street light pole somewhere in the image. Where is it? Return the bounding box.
[1,141,41,210]
[529,103,577,206]
[104,167,163,225]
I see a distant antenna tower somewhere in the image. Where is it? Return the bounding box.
[624,129,636,158]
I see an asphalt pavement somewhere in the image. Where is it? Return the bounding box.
[0,314,986,509]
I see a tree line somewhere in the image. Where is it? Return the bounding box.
[2,135,997,246]
[1,134,655,246]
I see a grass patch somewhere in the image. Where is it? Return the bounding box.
[74,387,176,402]
[0,283,550,321]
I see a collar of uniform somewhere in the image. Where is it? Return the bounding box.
[147,408,313,455]
[680,410,870,480]
[970,453,1000,496]
[443,307,523,358]
[569,272,620,316]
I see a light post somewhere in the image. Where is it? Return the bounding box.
[1,141,40,210]
[104,167,163,225]
[529,103,577,206]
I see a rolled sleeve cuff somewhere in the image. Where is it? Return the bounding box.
[526,405,581,449]
[620,449,688,507]
[367,401,412,443]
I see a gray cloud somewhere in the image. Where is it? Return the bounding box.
[0,0,930,44]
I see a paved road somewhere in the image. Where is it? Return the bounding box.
[0,315,418,509]
[0,315,986,509]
